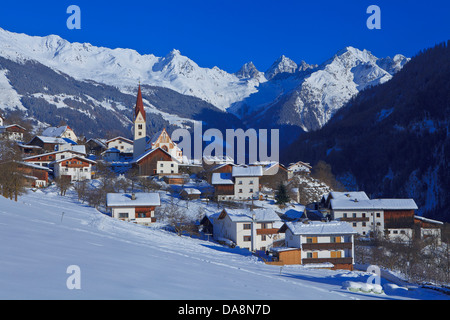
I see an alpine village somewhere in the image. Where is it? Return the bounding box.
[0,83,449,291]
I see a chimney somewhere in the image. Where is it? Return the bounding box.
[131,193,136,200]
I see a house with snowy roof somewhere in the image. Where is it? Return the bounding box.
[52,156,96,182]
[208,207,282,252]
[106,192,161,226]
[277,220,357,270]
[41,126,78,143]
[325,191,434,241]
[106,136,134,154]
[0,124,27,141]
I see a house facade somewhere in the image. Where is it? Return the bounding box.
[209,208,282,252]
[281,221,357,270]
[52,156,96,181]
[133,147,178,176]
[232,166,263,200]
[42,126,78,143]
[0,124,26,141]
[106,137,134,154]
[23,150,87,168]
[106,192,161,225]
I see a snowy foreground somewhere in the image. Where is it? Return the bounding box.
[0,188,447,300]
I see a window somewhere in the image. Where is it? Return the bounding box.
[249,180,253,185]
[118,212,128,219]
[353,222,357,227]
[138,124,143,130]
[306,237,317,243]
[238,189,243,193]
[137,213,146,218]
[362,213,366,218]
[238,180,243,185]
[331,236,341,243]
[171,163,174,167]
[243,236,251,242]
[160,163,164,167]
[261,235,266,241]
[352,213,357,218]
[249,189,253,193]
[343,213,347,218]
[243,224,251,230]
[376,212,381,218]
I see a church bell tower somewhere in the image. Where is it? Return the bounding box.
[133,84,147,159]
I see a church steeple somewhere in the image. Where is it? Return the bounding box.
[133,84,147,159]
[135,84,146,121]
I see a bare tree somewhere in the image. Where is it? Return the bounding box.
[159,198,195,236]
[54,176,72,196]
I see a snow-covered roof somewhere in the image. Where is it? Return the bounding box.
[232,166,263,177]
[220,207,281,223]
[42,126,70,138]
[106,193,161,207]
[52,156,96,164]
[106,136,133,144]
[133,147,176,163]
[329,191,370,201]
[285,221,356,235]
[414,215,444,225]
[181,188,201,195]
[34,136,68,144]
[330,198,418,210]
[211,172,234,185]
[17,161,52,171]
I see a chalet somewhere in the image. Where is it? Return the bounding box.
[42,126,78,143]
[133,147,179,176]
[106,136,134,154]
[211,172,234,201]
[208,207,282,252]
[288,161,312,174]
[16,162,51,188]
[180,188,201,200]
[413,216,443,244]
[278,221,356,270]
[27,136,70,153]
[327,191,427,241]
[85,138,107,156]
[52,156,96,181]
[23,150,87,168]
[255,162,292,189]
[147,128,183,163]
[106,192,161,226]
[0,124,26,141]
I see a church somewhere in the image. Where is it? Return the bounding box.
[132,85,182,176]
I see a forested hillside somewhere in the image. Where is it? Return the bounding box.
[282,41,450,221]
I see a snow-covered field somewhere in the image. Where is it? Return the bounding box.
[0,187,447,300]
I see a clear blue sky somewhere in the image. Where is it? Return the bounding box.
[1,0,448,72]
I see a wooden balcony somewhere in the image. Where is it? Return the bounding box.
[302,257,353,265]
[302,242,353,250]
[339,217,369,222]
[256,228,280,235]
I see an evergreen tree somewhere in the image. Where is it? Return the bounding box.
[275,183,290,205]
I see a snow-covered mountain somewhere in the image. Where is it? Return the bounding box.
[234,47,410,133]
[0,27,260,112]
[0,26,409,141]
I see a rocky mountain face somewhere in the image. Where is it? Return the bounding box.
[282,42,450,221]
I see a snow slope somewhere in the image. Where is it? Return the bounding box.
[0,187,447,300]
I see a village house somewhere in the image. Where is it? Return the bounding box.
[323,191,443,242]
[22,149,87,168]
[16,162,51,188]
[277,220,357,270]
[231,166,263,200]
[41,126,78,143]
[133,147,179,177]
[106,192,161,226]
[85,138,107,157]
[208,207,282,252]
[106,136,134,154]
[180,187,202,200]
[147,128,183,163]
[0,124,26,141]
[26,136,71,153]
[287,161,312,174]
[52,156,96,182]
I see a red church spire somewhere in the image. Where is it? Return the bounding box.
[135,84,146,121]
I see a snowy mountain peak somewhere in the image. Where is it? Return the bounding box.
[265,55,298,80]
[235,61,266,82]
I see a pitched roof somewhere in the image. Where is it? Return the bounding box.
[41,126,72,138]
[285,221,356,235]
[232,166,263,177]
[211,172,234,185]
[330,198,418,210]
[106,193,160,207]
[135,84,146,121]
[217,207,281,223]
[133,147,175,163]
